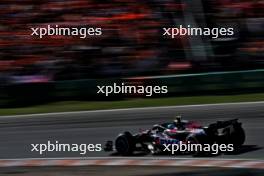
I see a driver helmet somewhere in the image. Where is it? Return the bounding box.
[174,115,182,124]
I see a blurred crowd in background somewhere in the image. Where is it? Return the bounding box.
[0,0,263,83]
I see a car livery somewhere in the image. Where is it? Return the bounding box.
[104,117,245,156]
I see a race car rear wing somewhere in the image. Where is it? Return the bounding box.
[207,119,241,130]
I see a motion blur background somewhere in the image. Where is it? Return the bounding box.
[0,0,263,106]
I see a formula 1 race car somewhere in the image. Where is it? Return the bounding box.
[104,117,245,156]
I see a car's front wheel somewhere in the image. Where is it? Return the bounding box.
[115,132,135,156]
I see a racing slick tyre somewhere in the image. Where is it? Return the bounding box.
[115,131,135,156]
[223,125,245,149]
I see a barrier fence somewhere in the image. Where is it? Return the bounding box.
[2,69,264,107]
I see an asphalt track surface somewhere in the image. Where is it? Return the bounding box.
[0,166,262,176]
[0,102,263,159]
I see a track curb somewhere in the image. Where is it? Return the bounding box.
[0,158,262,169]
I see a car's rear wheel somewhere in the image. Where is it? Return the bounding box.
[223,125,245,148]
